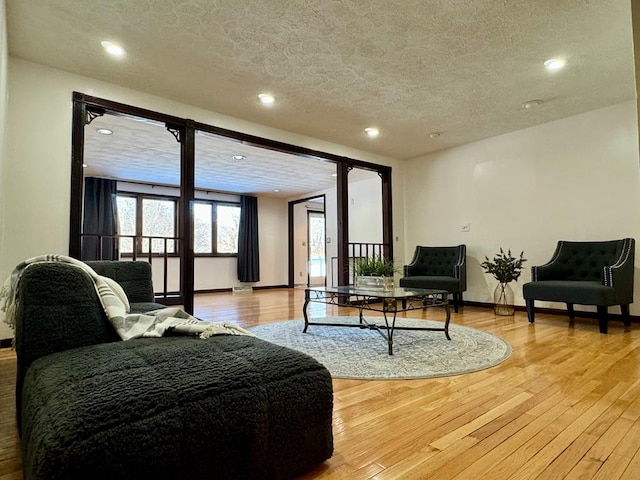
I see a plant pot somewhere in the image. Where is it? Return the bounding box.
[355,275,394,291]
[494,282,515,316]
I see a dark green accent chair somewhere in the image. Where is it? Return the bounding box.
[522,239,635,334]
[399,245,467,312]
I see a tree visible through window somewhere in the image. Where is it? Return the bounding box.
[116,196,136,253]
[217,205,240,254]
[142,198,176,253]
[194,201,240,255]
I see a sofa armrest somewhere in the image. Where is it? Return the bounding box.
[606,238,635,304]
[531,242,565,281]
[454,260,466,290]
[531,263,568,281]
[403,248,422,277]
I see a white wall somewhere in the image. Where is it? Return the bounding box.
[3,58,400,303]
[403,100,640,314]
[348,174,383,244]
[0,0,9,339]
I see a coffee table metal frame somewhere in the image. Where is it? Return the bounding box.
[303,286,451,355]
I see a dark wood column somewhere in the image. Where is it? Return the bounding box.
[69,94,86,258]
[337,162,351,286]
[380,168,393,261]
[178,120,195,314]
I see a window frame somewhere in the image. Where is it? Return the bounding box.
[117,191,240,258]
[116,192,179,257]
[193,199,240,257]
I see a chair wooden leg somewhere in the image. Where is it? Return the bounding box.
[622,304,631,327]
[566,303,575,320]
[597,306,608,334]
[525,299,535,323]
[453,293,460,313]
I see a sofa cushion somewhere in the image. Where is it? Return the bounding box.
[522,280,617,305]
[130,301,169,314]
[86,261,155,303]
[399,275,462,292]
[21,335,334,480]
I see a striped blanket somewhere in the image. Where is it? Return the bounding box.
[0,255,255,340]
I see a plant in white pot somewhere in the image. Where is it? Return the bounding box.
[481,248,526,315]
[353,256,397,290]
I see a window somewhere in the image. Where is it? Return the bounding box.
[116,193,240,256]
[142,198,176,253]
[193,200,240,255]
[116,194,177,254]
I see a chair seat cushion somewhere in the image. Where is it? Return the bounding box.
[522,280,617,306]
[399,276,462,292]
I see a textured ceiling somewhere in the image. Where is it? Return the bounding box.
[6,0,636,160]
[84,114,377,197]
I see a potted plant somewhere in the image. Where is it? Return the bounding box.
[353,255,397,290]
[481,248,526,315]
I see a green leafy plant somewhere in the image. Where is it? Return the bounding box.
[481,248,526,284]
[353,255,398,277]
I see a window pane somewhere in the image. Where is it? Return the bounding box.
[308,215,326,276]
[116,196,137,253]
[194,203,212,253]
[216,205,240,254]
[142,198,176,253]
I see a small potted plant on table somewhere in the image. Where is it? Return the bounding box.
[353,255,397,290]
[481,248,526,315]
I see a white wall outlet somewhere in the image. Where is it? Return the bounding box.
[461,223,470,232]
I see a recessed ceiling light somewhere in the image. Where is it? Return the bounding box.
[331,173,338,177]
[543,58,566,71]
[258,93,275,105]
[522,99,543,109]
[82,164,88,168]
[428,132,441,139]
[273,189,280,193]
[100,41,126,57]
[96,128,113,135]
[364,127,379,138]
[232,155,245,160]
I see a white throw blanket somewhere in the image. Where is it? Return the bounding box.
[0,255,255,340]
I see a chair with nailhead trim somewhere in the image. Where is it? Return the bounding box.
[399,245,466,312]
[522,239,635,333]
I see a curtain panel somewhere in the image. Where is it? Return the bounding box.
[237,195,260,283]
[81,177,119,261]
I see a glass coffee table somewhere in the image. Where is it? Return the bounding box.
[303,286,451,355]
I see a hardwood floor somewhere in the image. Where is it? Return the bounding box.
[2,288,640,479]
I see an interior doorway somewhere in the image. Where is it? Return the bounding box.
[307,210,326,286]
[289,195,326,287]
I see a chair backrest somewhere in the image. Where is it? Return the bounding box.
[553,240,629,282]
[407,245,465,276]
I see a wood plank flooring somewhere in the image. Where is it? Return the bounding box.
[2,288,640,479]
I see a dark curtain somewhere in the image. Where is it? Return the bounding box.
[237,195,260,283]
[81,177,119,260]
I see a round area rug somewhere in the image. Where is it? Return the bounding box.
[250,316,511,380]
